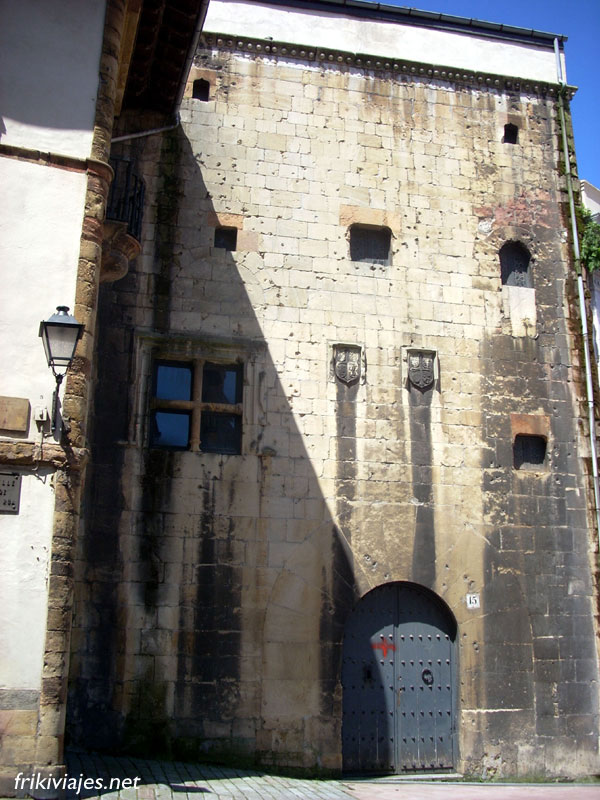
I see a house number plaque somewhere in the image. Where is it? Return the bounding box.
[0,473,21,514]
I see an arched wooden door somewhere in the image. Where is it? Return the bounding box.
[342,582,457,773]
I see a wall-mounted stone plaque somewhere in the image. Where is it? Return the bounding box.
[0,397,30,433]
[0,473,21,514]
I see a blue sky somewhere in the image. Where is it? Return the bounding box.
[380,0,600,188]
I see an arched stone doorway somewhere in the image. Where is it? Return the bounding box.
[342,582,457,774]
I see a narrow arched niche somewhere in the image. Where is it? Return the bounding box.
[192,78,210,101]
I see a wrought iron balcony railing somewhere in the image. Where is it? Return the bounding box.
[106,156,145,241]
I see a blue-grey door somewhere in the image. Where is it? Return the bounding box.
[342,582,456,773]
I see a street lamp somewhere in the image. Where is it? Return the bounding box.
[39,306,84,433]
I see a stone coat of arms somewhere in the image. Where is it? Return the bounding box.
[408,350,435,390]
[334,346,361,385]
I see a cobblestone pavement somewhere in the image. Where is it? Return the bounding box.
[8,751,597,800]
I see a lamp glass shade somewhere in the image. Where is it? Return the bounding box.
[39,306,84,369]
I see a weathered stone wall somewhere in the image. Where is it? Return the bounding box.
[69,37,600,777]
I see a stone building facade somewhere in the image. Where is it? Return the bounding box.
[68,0,600,779]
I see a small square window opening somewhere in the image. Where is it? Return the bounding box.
[349,225,391,264]
[513,434,546,470]
[214,227,238,251]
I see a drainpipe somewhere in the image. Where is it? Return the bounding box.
[111,112,181,143]
[554,38,600,537]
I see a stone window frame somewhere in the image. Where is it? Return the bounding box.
[192,78,211,101]
[498,113,522,146]
[205,212,258,253]
[184,67,217,102]
[473,224,539,338]
[510,414,550,473]
[134,334,266,456]
[339,206,400,270]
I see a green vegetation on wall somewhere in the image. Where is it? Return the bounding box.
[580,207,600,273]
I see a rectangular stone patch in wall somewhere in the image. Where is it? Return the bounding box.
[0,397,30,433]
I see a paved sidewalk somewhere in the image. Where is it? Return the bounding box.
[9,750,596,800]
[345,780,600,800]
[64,750,354,800]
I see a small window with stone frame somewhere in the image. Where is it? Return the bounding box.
[349,224,392,265]
[150,359,243,454]
[193,79,210,101]
[500,241,532,288]
[513,434,547,470]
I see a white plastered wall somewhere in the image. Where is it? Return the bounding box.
[0,472,54,690]
[0,0,106,159]
[204,0,564,84]
[0,157,85,691]
[0,157,85,693]
[0,158,85,424]
[0,0,103,696]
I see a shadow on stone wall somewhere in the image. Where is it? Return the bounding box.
[67,122,361,770]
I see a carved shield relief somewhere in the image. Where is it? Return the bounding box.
[408,350,435,390]
[334,346,361,385]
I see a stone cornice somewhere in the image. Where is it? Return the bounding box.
[200,33,576,99]
[0,143,114,181]
[0,440,89,471]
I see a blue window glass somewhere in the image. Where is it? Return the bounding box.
[155,363,192,400]
[202,363,242,405]
[151,411,190,449]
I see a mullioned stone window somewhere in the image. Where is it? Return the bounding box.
[150,359,243,453]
